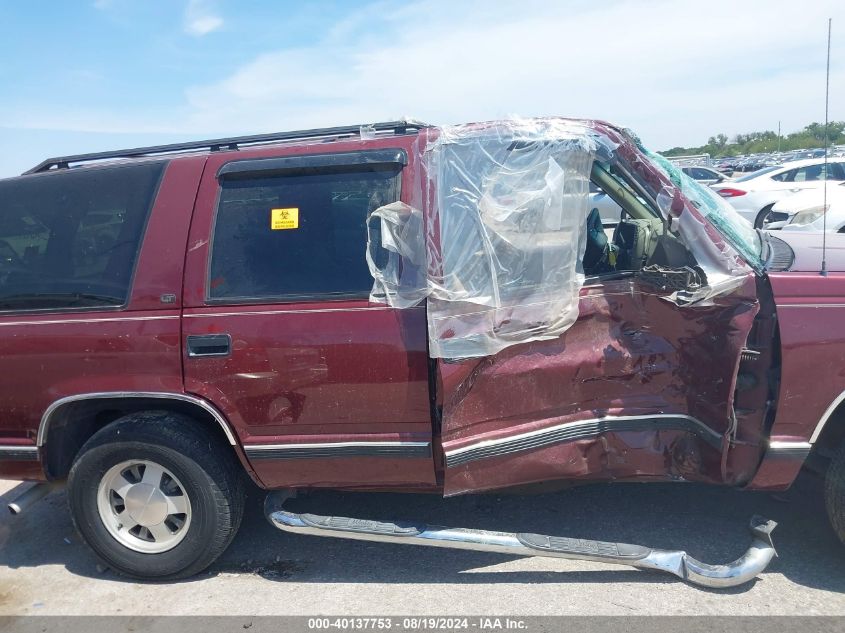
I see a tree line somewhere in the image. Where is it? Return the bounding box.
[662,121,845,157]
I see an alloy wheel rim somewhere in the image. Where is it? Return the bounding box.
[96,459,192,554]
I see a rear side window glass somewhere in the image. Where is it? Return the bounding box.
[209,165,401,301]
[0,162,164,311]
[691,167,716,180]
[793,165,824,182]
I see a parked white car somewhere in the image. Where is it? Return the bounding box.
[771,182,845,233]
[711,158,845,228]
[680,165,732,186]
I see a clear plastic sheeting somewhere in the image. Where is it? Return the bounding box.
[426,120,595,358]
[366,117,759,359]
[366,201,428,308]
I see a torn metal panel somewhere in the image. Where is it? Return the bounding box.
[363,116,768,495]
[438,274,759,496]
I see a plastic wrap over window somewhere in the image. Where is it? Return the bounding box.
[423,120,595,359]
[366,201,428,308]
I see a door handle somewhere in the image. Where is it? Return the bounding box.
[186,334,232,357]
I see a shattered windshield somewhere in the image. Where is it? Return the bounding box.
[644,150,764,270]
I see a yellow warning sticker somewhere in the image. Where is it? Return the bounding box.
[271,208,299,230]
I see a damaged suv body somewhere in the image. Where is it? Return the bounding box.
[1,118,843,586]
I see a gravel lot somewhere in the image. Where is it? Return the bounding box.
[1,470,844,616]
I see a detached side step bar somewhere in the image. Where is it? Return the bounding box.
[265,492,777,589]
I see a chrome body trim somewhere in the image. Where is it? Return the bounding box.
[38,392,237,446]
[444,414,722,467]
[184,307,395,318]
[244,441,431,460]
[0,445,39,461]
[775,304,845,308]
[0,315,179,328]
[810,389,845,444]
[265,492,777,589]
[767,441,812,459]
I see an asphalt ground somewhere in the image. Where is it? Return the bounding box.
[0,470,843,616]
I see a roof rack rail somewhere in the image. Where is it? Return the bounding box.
[24,120,431,175]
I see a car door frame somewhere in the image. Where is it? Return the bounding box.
[181,137,438,490]
[435,151,764,496]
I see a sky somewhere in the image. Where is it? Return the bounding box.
[0,0,843,178]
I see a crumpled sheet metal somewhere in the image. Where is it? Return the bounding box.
[438,273,759,496]
[366,117,756,359]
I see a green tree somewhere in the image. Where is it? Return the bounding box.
[662,121,845,158]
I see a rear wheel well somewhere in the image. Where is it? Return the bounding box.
[41,397,237,480]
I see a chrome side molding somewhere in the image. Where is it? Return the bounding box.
[38,391,237,446]
[245,441,431,460]
[0,445,39,461]
[810,389,845,444]
[265,492,777,589]
[444,413,722,467]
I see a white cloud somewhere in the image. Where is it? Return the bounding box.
[178,0,845,149]
[4,0,845,161]
[184,0,223,36]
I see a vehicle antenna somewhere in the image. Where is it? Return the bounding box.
[821,17,832,277]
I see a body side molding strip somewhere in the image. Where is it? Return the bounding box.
[444,414,722,467]
[0,445,39,461]
[766,441,812,459]
[810,389,845,444]
[38,392,237,446]
[244,441,431,460]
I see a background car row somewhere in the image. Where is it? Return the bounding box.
[591,154,845,233]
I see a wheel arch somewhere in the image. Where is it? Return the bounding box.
[754,203,776,228]
[38,392,246,481]
[811,389,845,459]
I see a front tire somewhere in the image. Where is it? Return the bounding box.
[68,412,245,580]
[825,440,845,545]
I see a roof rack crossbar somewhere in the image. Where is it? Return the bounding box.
[24,120,430,175]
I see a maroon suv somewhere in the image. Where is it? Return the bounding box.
[1,118,843,587]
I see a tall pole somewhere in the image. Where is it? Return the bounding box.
[821,18,831,277]
[777,121,781,152]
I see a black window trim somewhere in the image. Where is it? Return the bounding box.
[205,150,405,306]
[216,149,408,180]
[0,160,168,316]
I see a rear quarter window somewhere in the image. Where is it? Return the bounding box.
[208,164,401,302]
[0,162,164,311]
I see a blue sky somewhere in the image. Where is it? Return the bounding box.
[1,0,843,177]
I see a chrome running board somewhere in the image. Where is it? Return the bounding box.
[265,491,777,589]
